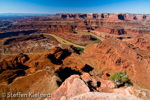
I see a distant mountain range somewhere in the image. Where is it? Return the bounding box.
[0,13,54,20]
[0,13,54,17]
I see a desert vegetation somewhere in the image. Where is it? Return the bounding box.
[76,47,84,54]
[110,71,132,88]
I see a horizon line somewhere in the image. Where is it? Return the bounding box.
[0,12,150,15]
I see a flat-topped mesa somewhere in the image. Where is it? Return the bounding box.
[59,13,150,20]
[125,14,150,20]
[59,13,117,19]
[3,32,45,45]
[95,26,127,35]
[70,34,92,42]
[75,26,127,35]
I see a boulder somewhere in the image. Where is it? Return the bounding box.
[81,73,97,87]
[70,92,141,100]
[45,75,90,100]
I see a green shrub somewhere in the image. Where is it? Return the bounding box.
[110,71,132,88]
[63,41,66,43]
[76,47,84,55]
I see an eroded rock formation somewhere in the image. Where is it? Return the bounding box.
[59,13,150,21]
[81,38,150,90]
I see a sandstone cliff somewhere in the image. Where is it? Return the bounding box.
[59,13,150,21]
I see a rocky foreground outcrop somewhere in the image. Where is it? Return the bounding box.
[69,92,140,100]
[45,74,150,100]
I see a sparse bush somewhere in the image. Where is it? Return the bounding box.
[76,47,84,55]
[63,41,66,43]
[110,71,132,88]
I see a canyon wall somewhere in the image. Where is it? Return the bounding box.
[59,13,150,20]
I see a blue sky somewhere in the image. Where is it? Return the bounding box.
[0,0,150,14]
